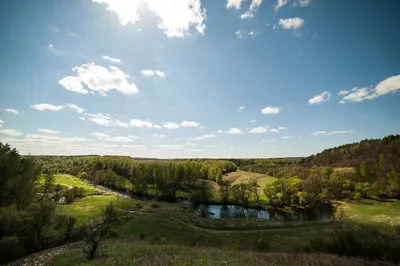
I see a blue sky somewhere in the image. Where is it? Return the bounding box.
[0,0,399,158]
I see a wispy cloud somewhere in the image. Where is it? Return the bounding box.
[163,122,180,129]
[0,129,23,136]
[239,106,245,110]
[38,129,59,134]
[140,70,166,78]
[31,104,64,111]
[312,130,353,136]
[86,113,128,127]
[5,109,19,115]
[275,0,287,12]
[153,134,166,138]
[308,91,331,105]
[240,0,263,19]
[102,55,122,63]
[181,121,200,127]
[92,132,111,138]
[48,44,65,55]
[339,74,400,103]
[226,0,245,9]
[188,134,216,141]
[65,103,85,113]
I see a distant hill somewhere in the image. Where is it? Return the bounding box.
[303,135,400,167]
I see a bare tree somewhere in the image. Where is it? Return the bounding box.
[83,203,115,260]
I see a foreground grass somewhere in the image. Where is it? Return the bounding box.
[46,241,394,266]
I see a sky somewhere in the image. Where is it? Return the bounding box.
[0,0,399,158]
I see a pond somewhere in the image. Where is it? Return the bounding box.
[188,203,333,222]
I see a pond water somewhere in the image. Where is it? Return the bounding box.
[189,203,333,222]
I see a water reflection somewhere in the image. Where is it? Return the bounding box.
[193,204,332,222]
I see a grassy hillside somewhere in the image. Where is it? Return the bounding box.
[45,242,394,266]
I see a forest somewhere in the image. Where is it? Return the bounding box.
[1,135,400,264]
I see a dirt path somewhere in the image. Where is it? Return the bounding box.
[6,242,82,266]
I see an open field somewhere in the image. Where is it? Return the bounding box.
[53,174,103,195]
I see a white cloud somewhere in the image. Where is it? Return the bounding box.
[281,135,294,139]
[249,120,256,123]
[92,0,140,25]
[155,70,166,78]
[312,131,327,136]
[154,125,163,129]
[236,30,244,39]
[38,129,59,134]
[5,109,19,115]
[163,122,180,129]
[129,119,153,128]
[339,75,400,104]
[188,134,216,140]
[0,119,3,127]
[240,0,262,19]
[249,126,268,134]
[199,126,204,130]
[92,132,111,138]
[65,103,85,113]
[144,0,207,37]
[338,90,350,95]
[0,129,23,136]
[275,0,287,12]
[140,70,166,78]
[226,0,245,9]
[261,106,280,114]
[48,44,64,55]
[181,121,199,127]
[239,106,245,110]
[217,130,223,133]
[99,136,138,143]
[153,134,166,138]
[59,76,89,94]
[298,0,311,7]
[312,130,353,136]
[31,104,64,111]
[79,116,85,121]
[269,128,280,133]
[225,128,243,134]
[86,113,128,127]
[60,63,138,96]
[339,87,375,104]
[278,126,287,130]
[308,91,331,105]
[102,56,122,63]
[327,131,352,135]
[279,18,305,30]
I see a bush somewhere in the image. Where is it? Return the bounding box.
[139,233,146,240]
